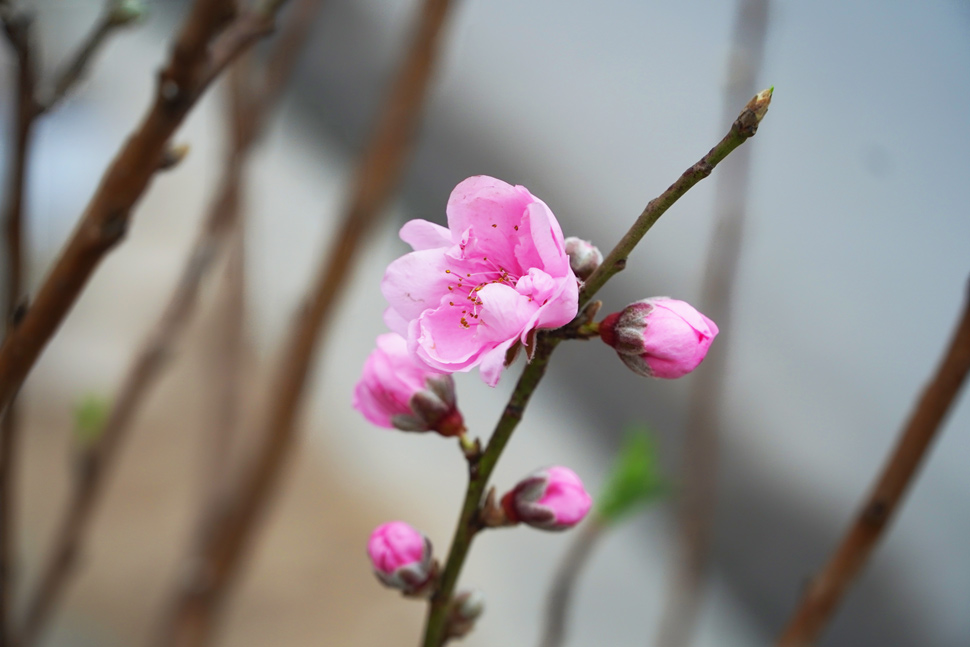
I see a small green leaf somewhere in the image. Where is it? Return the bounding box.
[109,0,148,26]
[595,425,665,524]
[74,394,110,448]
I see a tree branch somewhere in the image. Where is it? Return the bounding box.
[776,283,970,646]
[422,89,773,647]
[153,0,455,645]
[12,1,294,644]
[0,0,281,431]
[0,9,37,645]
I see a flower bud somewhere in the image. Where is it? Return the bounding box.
[564,237,603,281]
[501,466,592,531]
[367,521,434,594]
[599,297,718,379]
[447,589,485,639]
[353,333,465,436]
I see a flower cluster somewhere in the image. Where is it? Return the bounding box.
[354,176,719,640]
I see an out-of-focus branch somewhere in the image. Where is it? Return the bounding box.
[0,9,37,645]
[777,284,970,646]
[655,2,770,645]
[155,1,455,645]
[12,1,297,644]
[18,153,245,647]
[0,0,285,426]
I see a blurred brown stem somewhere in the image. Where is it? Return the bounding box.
[154,1,454,645]
[15,1,299,644]
[0,0,280,427]
[0,9,36,646]
[776,285,970,646]
[654,2,769,645]
[538,516,605,647]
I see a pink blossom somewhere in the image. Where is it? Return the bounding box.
[367,521,434,592]
[381,176,579,386]
[501,466,592,531]
[352,333,464,436]
[599,297,718,379]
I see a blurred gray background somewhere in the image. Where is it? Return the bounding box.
[2,0,969,645]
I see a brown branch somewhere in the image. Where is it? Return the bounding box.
[776,283,970,646]
[0,0,279,433]
[12,1,297,644]
[155,1,455,644]
[655,1,770,645]
[0,9,37,646]
[18,153,245,647]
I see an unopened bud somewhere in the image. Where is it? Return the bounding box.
[447,589,485,639]
[501,466,592,531]
[599,297,718,379]
[353,334,465,436]
[367,521,434,595]
[564,237,603,281]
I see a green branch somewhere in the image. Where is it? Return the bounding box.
[420,87,773,647]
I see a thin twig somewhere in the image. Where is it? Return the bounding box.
[14,1,297,643]
[39,1,142,115]
[0,9,37,646]
[18,153,245,647]
[655,2,770,645]
[0,0,280,426]
[576,89,772,312]
[538,516,605,647]
[154,1,454,645]
[422,89,773,647]
[776,284,970,646]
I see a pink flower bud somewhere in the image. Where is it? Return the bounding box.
[599,297,718,379]
[353,333,465,436]
[501,466,592,531]
[564,237,603,280]
[367,521,434,593]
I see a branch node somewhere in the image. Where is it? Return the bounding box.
[100,209,130,244]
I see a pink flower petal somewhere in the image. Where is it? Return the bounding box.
[400,219,452,251]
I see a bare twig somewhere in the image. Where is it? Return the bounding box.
[14,1,299,644]
[538,517,605,647]
[776,285,970,646]
[0,9,37,645]
[0,0,282,426]
[155,1,455,645]
[18,153,245,647]
[423,89,773,647]
[39,1,144,115]
[655,2,770,645]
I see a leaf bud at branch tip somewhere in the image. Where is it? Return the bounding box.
[736,86,774,136]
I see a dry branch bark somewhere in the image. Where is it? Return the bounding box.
[155,0,455,644]
[777,285,970,646]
